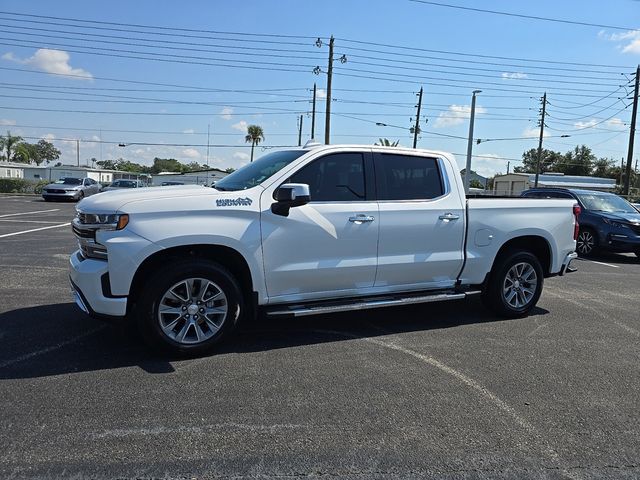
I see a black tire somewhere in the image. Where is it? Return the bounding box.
[482,250,544,318]
[576,227,597,257]
[76,191,85,202]
[634,248,640,259]
[134,259,244,356]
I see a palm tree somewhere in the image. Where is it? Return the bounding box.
[375,138,399,147]
[245,125,264,162]
[0,131,24,162]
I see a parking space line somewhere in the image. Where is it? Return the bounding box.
[0,222,70,238]
[585,260,619,269]
[0,325,105,370]
[319,327,579,480]
[0,209,60,218]
[0,219,68,224]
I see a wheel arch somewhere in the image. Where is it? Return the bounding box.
[127,244,256,315]
[490,235,552,279]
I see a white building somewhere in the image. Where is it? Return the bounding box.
[493,172,616,196]
[0,161,26,179]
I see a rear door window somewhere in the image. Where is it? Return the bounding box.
[374,153,444,201]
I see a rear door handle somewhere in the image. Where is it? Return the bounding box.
[349,214,375,224]
[439,213,460,221]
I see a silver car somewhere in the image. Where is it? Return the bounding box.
[42,177,102,202]
[101,179,144,191]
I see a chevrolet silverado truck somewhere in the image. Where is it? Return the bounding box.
[70,144,579,355]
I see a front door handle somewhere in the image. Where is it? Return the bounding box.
[439,213,460,221]
[349,214,375,224]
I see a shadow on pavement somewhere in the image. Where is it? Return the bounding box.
[0,298,548,380]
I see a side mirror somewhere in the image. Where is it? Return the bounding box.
[272,183,311,217]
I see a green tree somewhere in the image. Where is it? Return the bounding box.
[0,131,24,162]
[514,148,563,174]
[469,179,485,189]
[245,124,264,162]
[375,138,399,147]
[225,167,236,174]
[33,139,61,165]
[555,145,595,176]
[12,142,34,163]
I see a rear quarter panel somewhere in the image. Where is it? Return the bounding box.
[461,198,577,285]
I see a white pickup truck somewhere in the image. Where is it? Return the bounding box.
[70,144,579,354]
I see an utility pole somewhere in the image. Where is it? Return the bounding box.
[620,157,625,186]
[507,161,510,174]
[76,139,80,167]
[206,123,210,168]
[534,92,547,188]
[412,87,423,149]
[623,65,639,196]
[324,36,334,145]
[298,115,303,146]
[311,83,317,140]
[464,90,482,194]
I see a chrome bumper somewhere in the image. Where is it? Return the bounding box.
[559,252,578,276]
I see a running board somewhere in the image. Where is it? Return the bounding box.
[266,290,481,317]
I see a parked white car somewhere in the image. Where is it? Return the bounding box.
[70,144,579,355]
[42,177,101,202]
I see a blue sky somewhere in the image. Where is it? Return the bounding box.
[0,0,638,176]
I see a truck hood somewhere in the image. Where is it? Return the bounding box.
[78,185,216,212]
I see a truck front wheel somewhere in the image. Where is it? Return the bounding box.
[482,250,544,318]
[135,259,243,355]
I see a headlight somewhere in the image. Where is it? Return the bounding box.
[603,218,628,229]
[79,213,129,230]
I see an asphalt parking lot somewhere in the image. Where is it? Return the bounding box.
[1,195,639,479]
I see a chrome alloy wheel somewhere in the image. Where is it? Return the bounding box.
[502,262,538,309]
[576,230,595,255]
[157,278,228,345]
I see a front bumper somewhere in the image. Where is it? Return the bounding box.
[69,250,127,318]
[605,232,640,252]
[43,190,81,200]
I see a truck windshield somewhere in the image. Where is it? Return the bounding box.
[576,192,637,213]
[214,150,306,191]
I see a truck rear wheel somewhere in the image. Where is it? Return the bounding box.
[135,259,243,355]
[482,250,544,318]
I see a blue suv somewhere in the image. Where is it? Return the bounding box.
[521,188,640,258]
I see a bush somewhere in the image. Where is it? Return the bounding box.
[0,178,50,194]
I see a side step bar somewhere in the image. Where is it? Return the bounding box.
[266,290,481,318]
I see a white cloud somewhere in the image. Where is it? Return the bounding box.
[502,72,528,80]
[220,107,234,120]
[0,119,16,126]
[599,29,640,54]
[522,127,548,138]
[42,133,55,141]
[231,120,248,132]
[3,49,93,80]
[133,148,146,155]
[434,104,487,128]
[574,119,598,129]
[182,129,195,134]
[182,148,200,159]
[233,152,250,161]
[467,153,505,178]
[606,117,626,129]
[316,88,327,99]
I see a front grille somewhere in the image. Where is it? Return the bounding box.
[72,224,96,239]
[630,224,640,236]
[46,189,66,194]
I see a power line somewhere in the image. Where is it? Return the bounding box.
[0,27,324,59]
[337,38,633,70]
[407,0,637,32]
[18,135,297,148]
[0,11,318,45]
